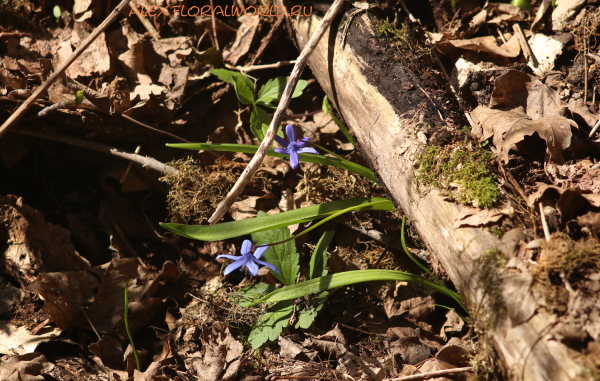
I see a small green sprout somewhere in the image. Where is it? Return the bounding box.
[124,283,141,372]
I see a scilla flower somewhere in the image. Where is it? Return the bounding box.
[274,124,318,169]
[217,240,279,276]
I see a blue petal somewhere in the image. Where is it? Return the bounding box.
[241,240,252,255]
[286,124,296,142]
[246,260,259,276]
[298,147,318,155]
[255,258,280,274]
[216,254,240,261]
[274,147,289,154]
[223,259,245,275]
[289,150,299,169]
[253,246,269,259]
[275,136,288,147]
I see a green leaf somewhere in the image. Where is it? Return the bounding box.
[160,197,393,241]
[309,231,334,280]
[252,212,299,286]
[247,270,462,307]
[235,75,254,105]
[250,106,272,141]
[256,77,308,107]
[323,96,355,146]
[248,300,294,349]
[167,143,376,182]
[295,291,328,329]
[210,69,255,105]
[236,283,277,308]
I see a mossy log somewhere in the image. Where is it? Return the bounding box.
[293,5,585,380]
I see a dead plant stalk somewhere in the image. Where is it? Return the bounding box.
[0,0,132,140]
[207,0,348,225]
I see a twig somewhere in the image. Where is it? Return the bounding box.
[207,0,348,225]
[416,84,444,121]
[230,60,297,73]
[513,23,538,68]
[209,0,219,50]
[334,216,402,250]
[53,289,101,341]
[539,202,550,242]
[497,27,508,44]
[120,145,141,183]
[15,129,178,175]
[589,119,600,137]
[131,1,160,39]
[584,38,588,104]
[397,0,418,23]
[0,0,131,140]
[119,114,189,143]
[384,367,473,381]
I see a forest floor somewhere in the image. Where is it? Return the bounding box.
[0,0,599,380]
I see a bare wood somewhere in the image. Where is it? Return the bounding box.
[207,0,347,225]
[295,9,585,380]
[16,129,176,175]
[539,202,550,242]
[0,0,131,140]
[385,367,473,381]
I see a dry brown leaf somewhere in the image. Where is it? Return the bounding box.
[389,338,431,365]
[58,28,110,78]
[576,212,600,235]
[223,16,260,65]
[89,335,124,371]
[0,353,54,381]
[471,70,578,163]
[527,183,600,223]
[436,344,471,367]
[436,34,521,58]
[440,311,465,341]
[186,322,244,381]
[0,322,60,355]
[0,195,91,282]
[455,205,514,228]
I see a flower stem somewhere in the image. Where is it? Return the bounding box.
[124,283,141,371]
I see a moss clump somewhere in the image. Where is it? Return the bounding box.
[160,157,270,225]
[469,248,508,381]
[296,166,374,204]
[415,142,499,208]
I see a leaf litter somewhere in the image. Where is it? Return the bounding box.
[2,0,600,379]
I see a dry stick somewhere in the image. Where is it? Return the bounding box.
[207,0,347,225]
[384,367,473,381]
[513,23,538,68]
[584,38,588,104]
[209,0,219,50]
[16,129,177,175]
[119,113,189,143]
[539,202,551,242]
[0,0,132,140]
[131,1,160,39]
[232,60,297,73]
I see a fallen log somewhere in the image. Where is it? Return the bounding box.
[293,5,586,380]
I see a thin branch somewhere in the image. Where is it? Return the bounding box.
[0,0,132,140]
[207,0,348,225]
[384,367,473,381]
[539,202,551,242]
[230,60,297,73]
[15,129,177,175]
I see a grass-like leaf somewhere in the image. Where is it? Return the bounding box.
[252,212,299,286]
[167,143,377,183]
[246,269,462,307]
[309,231,333,280]
[160,197,393,241]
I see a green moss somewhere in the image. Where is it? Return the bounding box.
[415,142,499,208]
[469,248,508,381]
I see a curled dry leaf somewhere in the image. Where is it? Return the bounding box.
[436,34,521,58]
[0,353,54,381]
[0,321,60,355]
[27,258,178,338]
[527,183,600,223]
[471,70,578,163]
[455,204,515,228]
[0,195,91,282]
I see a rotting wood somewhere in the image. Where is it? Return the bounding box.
[294,5,586,380]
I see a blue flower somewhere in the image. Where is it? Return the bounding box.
[216,240,279,276]
[274,124,318,169]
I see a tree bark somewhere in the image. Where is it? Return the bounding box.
[293,5,585,380]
